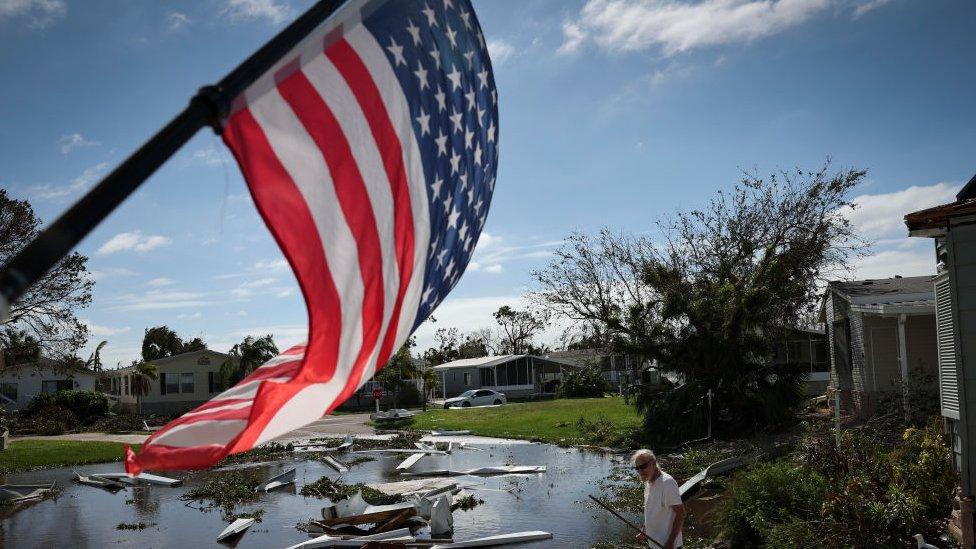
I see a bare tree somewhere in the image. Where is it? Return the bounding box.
[0,190,93,363]
[493,305,550,355]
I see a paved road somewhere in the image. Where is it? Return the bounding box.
[12,432,150,444]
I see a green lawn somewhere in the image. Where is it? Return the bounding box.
[411,396,641,445]
[0,440,139,474]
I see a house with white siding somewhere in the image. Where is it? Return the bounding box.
[0,356,97,411]
[823,276,938,418]
[432,354,578,399]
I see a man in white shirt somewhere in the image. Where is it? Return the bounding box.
[633,449,685,549]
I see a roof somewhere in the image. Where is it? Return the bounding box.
[111,348,232,373]
[431,354,580,371]
[828,276,934,313]
[905,198,976,237]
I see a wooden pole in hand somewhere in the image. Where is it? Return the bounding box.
[588,495,664,549]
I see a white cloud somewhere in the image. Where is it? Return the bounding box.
[852,0,890,18]
[222,0,290,24]
[240,277,276,288]
[177,312,203,319]
[557,22,587,55]
[84,321,130,337]
[145,277,175,287]
[166,11,190,31]
[487,39,515,65]
[559,0,833,56]
[253,258,289,272]
[840,182,960,240]
[0,0,66,28]
[109,290,210,312]
[28,162,109,200]
[97,231,172,256]
[465,232,561,274]
[185,145,231,168]
[58,133,99,154]
[853,240,935,280]
[88,267,136,281]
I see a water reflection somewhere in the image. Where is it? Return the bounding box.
[1,441,637,548]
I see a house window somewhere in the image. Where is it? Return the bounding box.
[463,373,472,386]
[208,372,217,393]
[0,383,17,403]
[124,375,130,396]
[41,380,73,394]
[517,358,529,385]
[180,372,195,394]
[497,365,508,386]
[165,373,180,395]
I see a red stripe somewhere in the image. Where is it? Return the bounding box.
[275,70,386,390]
[185,398,253,413]
[327,38,416,383]
[239,358,303,384]
[220,107,345,453]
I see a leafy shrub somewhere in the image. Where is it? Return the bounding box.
[19,405,78,435]
[719,460,827,547]
[397,383,422,407]
[721,420,956,548]
[26,390,109,424]
[559,367,609,398]
[91,413,145,433]
[575,415,637,447]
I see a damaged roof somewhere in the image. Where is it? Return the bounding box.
[828,275,934,309]
[905,173,976,237]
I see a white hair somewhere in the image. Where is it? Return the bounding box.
[631,449,656,465]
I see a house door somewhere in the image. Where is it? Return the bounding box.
[869,326,900,392]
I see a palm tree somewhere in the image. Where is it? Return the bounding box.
[86,340,107,372]
[220,335,278,389]
[131,363,158,415]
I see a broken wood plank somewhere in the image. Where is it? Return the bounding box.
[375,508,414,533]
[395,453,426,471]
[429,531,553,548]
[322,456,349,473]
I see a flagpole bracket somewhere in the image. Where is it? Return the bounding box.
[191,85,231,135]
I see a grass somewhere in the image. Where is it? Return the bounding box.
[0,440,138,473]
[410,396,641,445]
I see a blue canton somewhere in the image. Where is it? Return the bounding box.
[362,0,499,331]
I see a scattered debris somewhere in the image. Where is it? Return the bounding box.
[321,456,349,473]
[74,471,126,491]
[428,494,453,536]
[284,528,416,549]
[371,409,418,422]
[0,482,57,504]
[401,466,546,477]
[452,494,483,511]
[181,469,261,512]
[254,468,296,492]
[116,522,155,530]
[678,455,754,500]
[351,448,447,456]
[216,516,256,542]
[294,434,354,454]
[395,453,426,471]
[320,491,417,527]
[429,430,471,436]
[94,472,182,487]
[142,420,161,432]
[343,455,375,466]
[429,531,553,548]
[300,476,401,505]
[215,442,294,467]
[367,478,460,498]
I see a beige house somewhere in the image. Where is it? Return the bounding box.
[823,276,938,418]
[107,349,236,414]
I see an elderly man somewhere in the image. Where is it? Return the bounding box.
[633,449,685,549]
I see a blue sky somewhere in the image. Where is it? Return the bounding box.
[1,0,974,369]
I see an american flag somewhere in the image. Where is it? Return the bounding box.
[126,0,497,473]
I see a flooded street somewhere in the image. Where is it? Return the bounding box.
[0,439,636,548]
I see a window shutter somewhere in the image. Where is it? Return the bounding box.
[936,273,959,419]
[160,372,167,395]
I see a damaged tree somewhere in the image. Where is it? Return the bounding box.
[534,164,868,443]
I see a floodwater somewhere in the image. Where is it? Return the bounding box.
[0,438,637,548]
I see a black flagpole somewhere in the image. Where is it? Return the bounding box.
[0,0,346,319]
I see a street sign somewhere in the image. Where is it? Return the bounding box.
[372,388,383,401]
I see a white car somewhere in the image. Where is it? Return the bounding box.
[443,389,507,408]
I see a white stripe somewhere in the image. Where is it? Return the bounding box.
[255,380,350,445]
[257,353,306,369]
[212,377,291,402]
[301,52,401,386]
[152,420,248,448]
[347,24,431,371]
[246,76,366,440]
[181,400,252,419]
